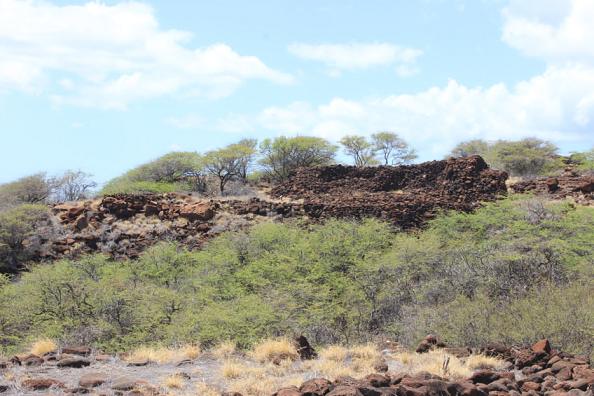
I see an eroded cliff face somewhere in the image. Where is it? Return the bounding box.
[23,156,509,263]
[271,155,508,229]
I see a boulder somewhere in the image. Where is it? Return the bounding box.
[295,335,318,360]
[57,357,91,368]
[469,370,501,385]
[300,378,333,395]
[21,378,64,390]
[179,202,215,222]
[274,386,302,396]
[532,339,552,355]
[62,346,92,356]
[79,372,108,388]
[327,386,364,396]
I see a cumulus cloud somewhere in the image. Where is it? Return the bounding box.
[502,0,594,64]
[220,64,593,157]
[288,43,422,77]
[0,0,293,108]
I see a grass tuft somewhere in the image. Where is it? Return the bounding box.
[195,382,220,396]
[29,338,57,356]
[211,340,237,359]
[125,344,200,364]
[249,338,298,363]
[163,373,185,389]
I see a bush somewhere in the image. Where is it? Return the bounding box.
[450,138,563,176]
[101,152,205,195]
[0,204,51,273]
[0,196,591,356]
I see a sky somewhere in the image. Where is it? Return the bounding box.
[1,0,593,185]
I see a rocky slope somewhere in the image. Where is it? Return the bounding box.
[22,156,510,262]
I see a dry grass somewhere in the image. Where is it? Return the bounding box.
[195,382,220,396]
[29,338,57,356]
[350,343,380,361]
[318,345,349,361]
[125,344,200,364]
[211,340,237,359]
[391,350,503,380]
[226,376,279,396]
[249,338,298,363]
[220,359,246,379]
[465,354,506,371]
[163,374,185,389]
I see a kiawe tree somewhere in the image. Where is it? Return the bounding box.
[339,135,378,167]
[232,138,258,182]
[259,136,337,181]
[203,146,243,195]
[449,137,561,176]
[371,132,417,165]
[53,170,97,202]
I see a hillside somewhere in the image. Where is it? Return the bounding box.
[16,156,509,264]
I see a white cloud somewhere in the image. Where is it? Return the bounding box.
[502,0,594,64]
[288,43,422,77]
[0,0,293,108]
[225,64,594,157]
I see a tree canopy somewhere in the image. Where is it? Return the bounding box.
[259,136,337,181]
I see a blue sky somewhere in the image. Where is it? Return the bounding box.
[1,0,593,185]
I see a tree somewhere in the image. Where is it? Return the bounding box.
[569,147,594,172]
[494,138,560,176]
[339,135,377,167]
[203,147,243,195]
[449,139,491,159]
[101,152,206,195]
[53,170,97,202]
[232,138,258,181]
[450,138,561,176]
[134,152,204,184]
[259,136,337,181]
[371,132,417,165]
[0,204,49,273]
[0,173,53,208]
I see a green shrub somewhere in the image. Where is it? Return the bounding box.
[0,204,50,273]
[0,195,592,356]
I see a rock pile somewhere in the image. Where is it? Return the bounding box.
[34,194,305,261]
[510,169,593,204]
[271,156,508,229]
[271,339,592,396]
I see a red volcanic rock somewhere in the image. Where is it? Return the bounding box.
[532,339,552,354]
[21,378,64,390]
[271,156,508,229]
[179,201,216,222]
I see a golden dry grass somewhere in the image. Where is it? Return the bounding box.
[211,340,237,359]
[391,350,504,380]
[29,338,57,356]
[226,376,279,396]
[163,374,185,389]
[249,338,298,363]
[220,359,246,379]
[465,354,506,371]
[125,344,200,364]
[195,382,220,396]
[318,345,349,361]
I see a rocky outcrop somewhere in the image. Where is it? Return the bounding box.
[271,156,508,229]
